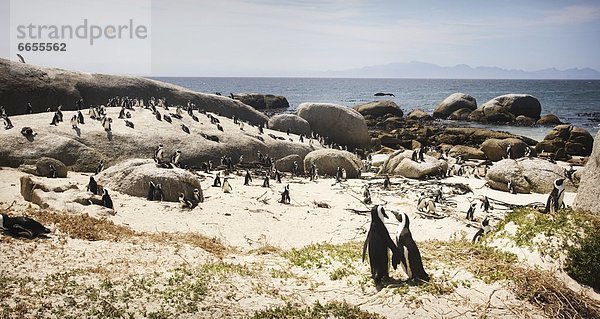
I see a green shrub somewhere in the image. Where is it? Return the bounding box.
[565,228,600,290]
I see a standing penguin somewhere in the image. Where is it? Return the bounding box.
[193,188,204,204]
[262,174,270,188]
[392,211,429,281]
[87,176,98,194]
[280,185,290,204]
[362,205,401,289]
[472,217,491,243]
[96,160,105,175]
[466,202,476,221]
[275,169,282,183]
[291,161,298,176]
[171,150,182,167]
[544,178,566,214]
[102,189,114,209]
[336,167,343,183]
[244,170,252,185]
[363,185,372,205]
[154,184,164,201]
[481,196,490,213]
[70,114,79,128]
[213,173,222,187]
[48,164,57,178]
[383,175,391,190]
[222,178,232,193]
[147,181,156,200]
[0,214,51,238]
[77,110,85,124]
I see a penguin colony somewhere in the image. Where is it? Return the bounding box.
[1,96,577,293]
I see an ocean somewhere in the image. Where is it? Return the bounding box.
[152,77,600,141]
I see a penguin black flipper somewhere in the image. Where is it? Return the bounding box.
[397,233,429,281]
[361,229,371,263]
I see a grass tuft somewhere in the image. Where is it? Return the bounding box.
[251,301,384,319]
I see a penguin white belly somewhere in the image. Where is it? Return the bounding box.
[404,246,412,279]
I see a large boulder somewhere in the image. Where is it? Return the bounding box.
[303,149,362,178]
[535,125,594,157]
[448,145,486,160]
[96,159,203,202]
[35,157,68,178]
[406,109,433,121]
[0,58,268,125]
[275,154,304,173]
[537,114,562,126]
[574,131,600,213]
[0,106,317,172]
[233,93,289,110]
[20,175,79,201]
[480,138,529,161]
[481,94,542,120]
[353,100,403,118]
[433,93,477,119]
[435,127,537,148]
[296,103,370,149]
[379,150,447,179]
[515,115,536,126]
[486,158,577,194]
[268,114,312,136]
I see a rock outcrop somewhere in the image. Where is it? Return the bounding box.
[96,159,203,202]
[537,114,562,125]
[353,100,403,118]
[433,93,477,119]
[268,114,312,136]
[35,157,68,178]
[535,125,594,157]
[486,158,577,194]
[447,108,473,121]
[275,154,304,173]
[574,130,600,213]
[448,145,486,160]
[406,109,433,121]
[233,93,289,110]
[296,103,370,149]
[475,94,542,123]
[379,150,447,179]
[0,106,317,172]
[0,58,268,125]
[303,149,362,178]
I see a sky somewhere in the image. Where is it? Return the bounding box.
[1,0,600,76]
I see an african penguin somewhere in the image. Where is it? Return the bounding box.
[222,178,232,193]
[466,203,476,221]
[125,120,134,128]
[363,184,372,204]
[179,193,194,209]
[164,114,172,123]
[171,150,182,167]
[77,111,85,124]
[481,196,490,213]
[262,174,270,188]
[181,124,190,134]
[1,214,51,238]
[544,178,566,214]
[70,114,79,128]
[154,184,164,201]
[48,164,57,178]
[280,184,290,204]
[383,175,391,190]
[87,176,98,195]
[362,205,401,289]
[244,170,252,185]
[102,189,114,209]
[213,173,222,187]
[193,188,204,204]
[96,160,104,175]
[392,211,429,281]
[154,144,164,164]
[147,181,156,200]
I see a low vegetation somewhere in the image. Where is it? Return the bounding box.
[251,301,384,319]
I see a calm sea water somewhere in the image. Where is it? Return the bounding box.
[152,77,600,141]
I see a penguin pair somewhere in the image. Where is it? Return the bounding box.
[280,185,290,204]
[472,217,491,243]
[147,182,164,201]
[179,189,203,209]
[1,214,51,238]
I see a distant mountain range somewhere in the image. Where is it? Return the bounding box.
[318,61,600,79]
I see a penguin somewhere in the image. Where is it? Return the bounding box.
[48,164,57,178]
[275,169,282,183]
[154,144,164,163]
[87,176,98,194]
[280,184,290,204]
[176,106,183,116]
[244,170,252,185]
[102,189,114,209]
[50,112,60,125]
[433,187,443,203]
[524,147,531,158]
[564,165,576,183]
[286,128,290,135]
[411,150,418,162]
[544,178,566,214]
[21,127,34,139]
[118,107,126,119]
[217,124,224,132]
[3,115,14,130]
[481,196,490,213]
[472,217,491,243]
[96,160,104,175]
[239,155,244,165]
[213,173,221,187]
[506,145,512,159]
[362,205,401,289]
[153,184,164,201]
[56,105,63,122]
[70,114,79,128]
[192,188,204,204]
[179,193,194,209]
[147,181,156,200]
[383,175,391,190]
[222,178,232,193]
[125,120,135,128]
[171,150,182,167]
[507,180,516,194]
[16,53,26,63]
[262,174,270,188]
[164,114,172,123]
[342,168,347,181]
[392,211,429,281]
[299,135,304,143]
[292,161,298,176]
[336,167,343,183]
[363,185,372,204]
[191,114,199,122]
[418,147,425,162]
[155,110,162,121]
[181,124,190,134]
[77,110,85,124]
[1,214,51,238]
[102,117,112,131]
[26,102,33,114]
[466,202,476,221]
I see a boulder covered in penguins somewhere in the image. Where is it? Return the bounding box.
[485,158,577,194]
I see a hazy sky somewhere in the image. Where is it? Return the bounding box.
[1,0,600,76]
